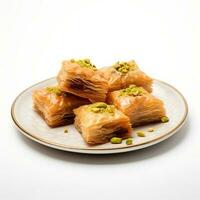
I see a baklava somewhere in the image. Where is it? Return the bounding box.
[101,60,153,92]
[74,102,132,145]
[32,86,90,127]
[107,85,166,126]
[57,59,108,102]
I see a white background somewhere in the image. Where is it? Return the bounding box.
[0,0,200,199]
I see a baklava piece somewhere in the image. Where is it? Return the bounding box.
[107,85,166,126]
[101,60,153,92]
[74,102,132,145]
[32,86,90,127]
[57,59,108,102]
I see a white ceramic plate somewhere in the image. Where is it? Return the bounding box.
[11,78,188,154]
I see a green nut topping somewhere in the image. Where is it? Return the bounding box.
[71,58,96,70]
[110,137,122,144]
[119,85,146,97]
[137,131,145,137]
[161,116,169,123]
[126,138,133,145]
[46,87,62,96]
[114,61,137,74]
[93,102,108,108]
[64,128,68,133]
[88,102,115,114]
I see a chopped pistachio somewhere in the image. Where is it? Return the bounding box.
[72,58,96,70]
[90,107,100,113]
[106,105,115,114]
[110,137,122,144]
[119,85,146,97]
[94,102,107,108]
[147,128,154,132]
[126,138,133,145]
[114,61,137,74]
[64,128,68,133]
[161,116,169,123]
[137,131,145,137]
[46,87,62,96]
[88,102,115,114]
[84,58,90,64]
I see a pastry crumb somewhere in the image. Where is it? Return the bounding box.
[147,128,154,132]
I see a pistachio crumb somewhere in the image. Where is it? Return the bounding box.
[147,128,154,132]
[137,131,145,137]
[64,128,68,133]
[110,137,122,144]
[114,61,137,74]
[119,85,146,97]
[46,87,62,96]
[161,116,169,123]
[88,102,115,114]
[73,58,96,70]
[126,138,133,145]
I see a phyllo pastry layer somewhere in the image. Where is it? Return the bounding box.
[100,60,153,92]
[32,86,90,127]
[74,102,132,145]
[57,59,108,102]
[107,85,166,126]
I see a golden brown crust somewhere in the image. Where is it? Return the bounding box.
[32,87,90,127]
[100,60,153,92]
[107,88,166,126]
[34,104,74,127]
[74,104,132,145]
[57,60,108,102]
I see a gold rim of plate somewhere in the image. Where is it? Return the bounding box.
[11,77,188,154]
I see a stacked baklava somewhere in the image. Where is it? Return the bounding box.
[33,59,167,145]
